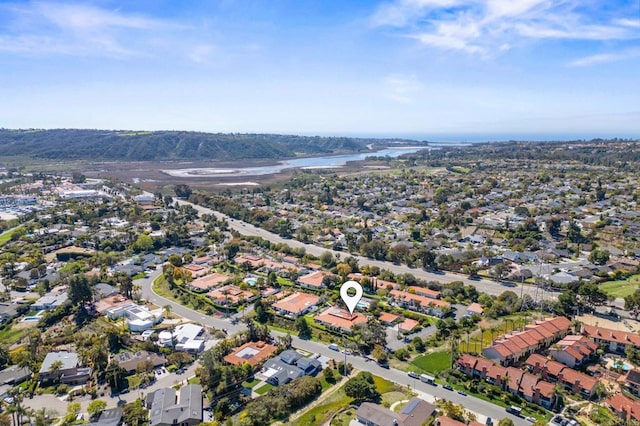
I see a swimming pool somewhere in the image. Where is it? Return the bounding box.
[22,311,46,322]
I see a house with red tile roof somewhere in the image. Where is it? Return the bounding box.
[180,263,209,278]
[223,341,277,366]
[407,286,440,299]
[465,303,484,317]
[525,354,598,398]
[297,271,327,289]
[550,335,598,368]
[273,292,320,318]
[398,318,420,334]
[581,324,640,355]
[606,393,640,421]
[378,312,400,325]
[314,307,367,333]
[206,285,256,306]
[188,272,230,292]
[483,316,571,366]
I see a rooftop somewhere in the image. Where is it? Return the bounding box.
[223,341,277,366]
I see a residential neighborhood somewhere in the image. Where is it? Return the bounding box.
[1,140,640,426]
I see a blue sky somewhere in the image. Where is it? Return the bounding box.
[0,0,638,140]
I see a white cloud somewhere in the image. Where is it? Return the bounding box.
[0,2,182,57]
[371,0,640,55]
[568,48,640,67]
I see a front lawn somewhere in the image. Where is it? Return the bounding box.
[411,351,452,374]
[254,383,274,395]
[242,378,260,389]
[600,274,640,298]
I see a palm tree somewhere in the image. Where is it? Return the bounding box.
[221,289,230,318]
[47,360,64,385]
[552,383,566,412]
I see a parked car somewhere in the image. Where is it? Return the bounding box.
[443,384,453,391]
[328,343,339,351]
[408,372,420,379]
[457,390,467,396]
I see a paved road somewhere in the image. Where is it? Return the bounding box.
[139,267,529,426]
[23,360,200,415]
[175,199,558,301]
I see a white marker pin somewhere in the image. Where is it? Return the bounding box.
[340,280,363,315]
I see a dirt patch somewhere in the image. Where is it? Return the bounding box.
[576,313,640,333]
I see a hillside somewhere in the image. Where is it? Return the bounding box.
[0,129,425,162]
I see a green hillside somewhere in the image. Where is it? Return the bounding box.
[0,129,425,162]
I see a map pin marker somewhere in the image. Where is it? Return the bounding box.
[340,280,363,315]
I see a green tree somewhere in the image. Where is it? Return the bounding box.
[344,372,379,402]
[122,399,148,426]
[323,367,335,383]
[173,184,192,199]
[295,317,311,339]
[588,248,610,265]
[320,251,336,269]
[87,400,107,419]
[498,419,515,426]
[132,234,154,253]
[254,299,269,324]
[68,274,92,305]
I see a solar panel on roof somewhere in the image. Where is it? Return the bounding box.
[401,399,420,415]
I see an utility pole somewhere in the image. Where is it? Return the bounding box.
[342,337,348,376]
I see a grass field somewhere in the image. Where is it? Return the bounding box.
[0,326,26,345]
[410,351,452,374]
[0,225,23,246]
[290,374,401,426]
[600,274,640,298]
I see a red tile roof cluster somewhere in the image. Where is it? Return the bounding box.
[550,335,598,364]
[582,324,640,347]
[235,255,296,272]
[206,284,254,305]
[525,354,598,393]
[389,289,450,309]
[458,354,555,399]
[607,394,640,421]
[484,316,571,360]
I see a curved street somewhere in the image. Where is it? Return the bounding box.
[138,268,529,425]
[176,199,559,301]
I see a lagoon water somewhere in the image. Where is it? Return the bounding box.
[163,146,428,178]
